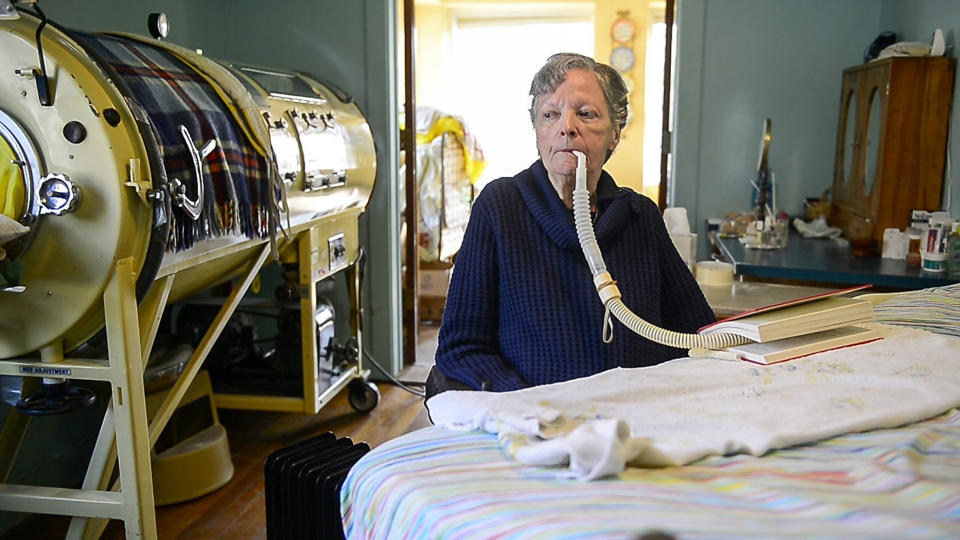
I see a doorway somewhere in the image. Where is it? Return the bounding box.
[421,6,595,190]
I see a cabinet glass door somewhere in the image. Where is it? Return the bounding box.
[863,86,883,196]
[841,90,857,189]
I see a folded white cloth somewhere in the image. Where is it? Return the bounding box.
[507,419,647,480]
[427,324,960,479]
[792,216,841,239]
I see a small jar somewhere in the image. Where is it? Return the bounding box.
[906,229,922,268]
[848,217,875,257]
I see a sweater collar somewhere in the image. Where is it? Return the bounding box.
[516,160,636,249]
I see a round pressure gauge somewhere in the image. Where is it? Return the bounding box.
[611,17,636,44]
[610,46,636,73]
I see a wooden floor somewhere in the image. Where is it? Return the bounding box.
[103,381,431,539]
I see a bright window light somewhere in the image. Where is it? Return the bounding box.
[445,17,594,190]
[643,21,666,190]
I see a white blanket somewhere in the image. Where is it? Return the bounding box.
[427,324,960,480]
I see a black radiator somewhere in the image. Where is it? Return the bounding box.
[265,432,371,539]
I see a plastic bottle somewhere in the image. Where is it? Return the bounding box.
[906,229,922,268]
[947,224,960,275]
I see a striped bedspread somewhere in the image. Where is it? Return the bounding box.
[343,285,960,539]
[342,408,960,538]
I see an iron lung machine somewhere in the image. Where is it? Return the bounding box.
[0,6,379,537]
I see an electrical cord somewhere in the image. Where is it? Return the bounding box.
[353,246,426,398]
[363,349,425,398]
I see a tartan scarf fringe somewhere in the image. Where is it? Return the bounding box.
[170,196,271,252]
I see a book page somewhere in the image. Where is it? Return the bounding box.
[726,326,882,364]
[698,283,872,332]
[699,297,874,342]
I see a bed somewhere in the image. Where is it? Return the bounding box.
[341,285,960,539]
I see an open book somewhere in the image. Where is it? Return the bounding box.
[698,284,874,342]
[696,284,880,362]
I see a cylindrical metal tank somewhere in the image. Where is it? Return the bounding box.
[0,11,376,358]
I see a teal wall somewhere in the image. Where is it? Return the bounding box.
[27,0,200,38]
[36,0,402,375]
[673,0,959,256]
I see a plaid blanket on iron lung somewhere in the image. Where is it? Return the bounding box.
[72,31,270,251]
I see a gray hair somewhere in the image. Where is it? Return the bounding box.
[528,53,629,131]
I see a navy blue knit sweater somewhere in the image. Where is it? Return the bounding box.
[435,160,715,391]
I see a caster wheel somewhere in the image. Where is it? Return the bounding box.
[348,379,380,413]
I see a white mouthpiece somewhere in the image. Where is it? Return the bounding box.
[572,150,586,189]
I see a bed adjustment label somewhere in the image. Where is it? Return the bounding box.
[20,366,72,376]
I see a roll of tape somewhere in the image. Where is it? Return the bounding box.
[695,261,734,287]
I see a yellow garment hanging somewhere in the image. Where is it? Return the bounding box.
[0,136,25,219]
[414,116,487,184]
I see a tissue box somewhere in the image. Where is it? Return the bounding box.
[669,233,697,269]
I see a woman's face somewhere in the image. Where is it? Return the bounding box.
[534,69,620,183]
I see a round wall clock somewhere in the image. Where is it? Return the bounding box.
[611,17,636,44]
[610,46,636,72]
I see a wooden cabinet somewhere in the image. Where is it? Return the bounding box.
[830,57,955,253]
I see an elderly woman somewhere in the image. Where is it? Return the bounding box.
[429,53,714,395]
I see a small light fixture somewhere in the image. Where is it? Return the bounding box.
[147,12,169,39]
